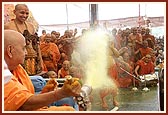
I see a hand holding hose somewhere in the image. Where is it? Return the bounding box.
[61,75,82,97]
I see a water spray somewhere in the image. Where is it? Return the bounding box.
[71,28,120,111]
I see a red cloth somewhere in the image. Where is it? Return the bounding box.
[59,68,69,78]
[143,34,155,49]
[139,47,153,58]
[108,64,119,87]
[117,62,133,88]
[136,60,155,75]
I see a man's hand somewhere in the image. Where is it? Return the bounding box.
[41,78,58,93]
[61,75,82,97]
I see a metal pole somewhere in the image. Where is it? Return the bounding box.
[119,66,142,81]
[66,4,69,30]
[90,4,98,29]
[138,4,141,27]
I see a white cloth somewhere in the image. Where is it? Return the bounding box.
[4,60,12,84]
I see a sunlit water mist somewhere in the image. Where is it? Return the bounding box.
[78,29,116,89]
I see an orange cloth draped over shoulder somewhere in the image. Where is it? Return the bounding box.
[136,60,155,75]
[4,65,75,111]
[40,43,60,64]
[40,42,61,72]
[4,65,34,111]
[59,68,69,78]
[139,47,153,58]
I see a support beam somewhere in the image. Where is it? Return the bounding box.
[90,4,98,29]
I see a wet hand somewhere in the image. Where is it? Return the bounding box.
[61,75,82,97]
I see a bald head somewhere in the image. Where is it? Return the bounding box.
[69,66,78,77]
[63,60,70,65]
[4,30,25,48]
[13,4,30,23]
[62,60,70,71]
[4,30,26,70]
[15,4,28,10]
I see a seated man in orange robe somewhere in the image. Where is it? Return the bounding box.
[40,33,61,73]
[58,60,70,78]
[134,54,155,85]
[135,40,153,61]
[4,30,81,111]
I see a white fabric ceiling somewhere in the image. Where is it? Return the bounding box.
[25,2,165,25]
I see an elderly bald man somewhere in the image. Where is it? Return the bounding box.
[4,30,81,111]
